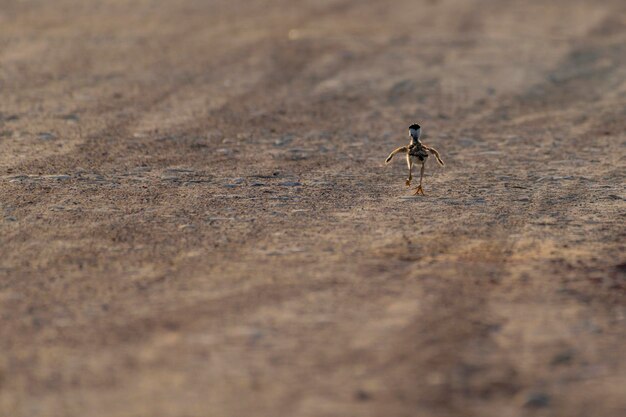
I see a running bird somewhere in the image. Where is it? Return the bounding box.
[385,123,444,195]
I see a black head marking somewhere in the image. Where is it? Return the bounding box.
[409,123,421,130]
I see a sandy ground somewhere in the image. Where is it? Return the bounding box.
[1,0,625,416]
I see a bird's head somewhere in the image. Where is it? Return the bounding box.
[409,123,421,141]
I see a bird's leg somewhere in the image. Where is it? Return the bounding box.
[413,163,425,195]
[405,154,413,186]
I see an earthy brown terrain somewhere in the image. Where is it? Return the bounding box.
[1,0,625,416]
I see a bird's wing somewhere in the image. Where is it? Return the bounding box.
[385,146,408,164]
[424,145,444,166]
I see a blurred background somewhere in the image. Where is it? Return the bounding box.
[1,1,625,416]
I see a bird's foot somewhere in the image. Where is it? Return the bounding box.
[405,179,412,187]
[412,185,425,196]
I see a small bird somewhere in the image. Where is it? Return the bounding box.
[385,123,444,195]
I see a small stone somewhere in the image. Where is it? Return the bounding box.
[279,181,301,187]
[206,217,235,222]
[249,329,263,344]
[274,134,294,147]
[43,175,71,180]
[37,132,56,141]
[354,389,371,401]
[165,168,195,174]
[551,349,574,366]
[8,175,30,183]
[59,114,79,121]
[524,392,550,408]
[5,216,17,222]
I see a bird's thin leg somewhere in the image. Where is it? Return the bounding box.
[405,154,413,186]
[413,163,425,195]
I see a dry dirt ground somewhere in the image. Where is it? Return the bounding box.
[1,0,625,416]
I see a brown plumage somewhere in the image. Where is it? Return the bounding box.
[385,124,444,195]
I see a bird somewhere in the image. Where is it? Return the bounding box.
[385,123,444,195]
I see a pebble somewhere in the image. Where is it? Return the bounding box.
[551,349,574,366]
[59,114,79,121]
[274,134,294,146]
[536,176,574,182]
[216,148,233,155]
[8,175,29,183]
[165,168,195,174]
[38,132,56,141]
[43,175,71,180]
[286,149,309,160]
[524,392,550,408]
[8,174,71,182]
[354,389,372,401]
[278,181,301,187]
[183,179,211,185]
